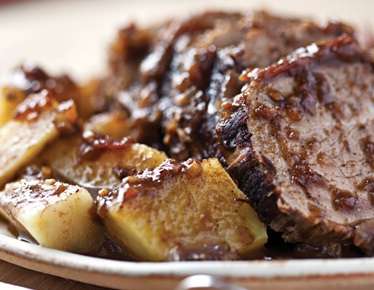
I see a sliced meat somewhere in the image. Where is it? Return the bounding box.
[108,12,240,148]
[105,10,353,157]
[219,35,374,256]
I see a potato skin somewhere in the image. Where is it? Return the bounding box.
[98,158,267,261]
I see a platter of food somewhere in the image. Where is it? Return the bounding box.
[0,1,373,289]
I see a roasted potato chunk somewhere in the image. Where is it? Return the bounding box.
[97,158,267,261]
[84,111,130,139]
[0,87,26,126]
[78,79,107,119]
[0,92,77,187]
[42,135,167,190]
[0,179,103,253]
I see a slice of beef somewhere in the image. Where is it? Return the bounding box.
[105,10,353,157]
[219,35,374,256]
[204,11,353,161]
[106,12,240,148]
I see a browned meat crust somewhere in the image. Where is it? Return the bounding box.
[100,10,374,256]
[104,10,353,157]
[219,35,374,256]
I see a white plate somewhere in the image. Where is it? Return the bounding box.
[1,1,374,289]
[1,221,374,290]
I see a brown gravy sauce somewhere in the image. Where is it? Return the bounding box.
[79,131,133,161]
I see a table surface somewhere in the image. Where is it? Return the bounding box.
[0,260,109,290]
[1,0,374,82]
[0,0,374,289]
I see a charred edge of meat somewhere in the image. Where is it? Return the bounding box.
[243,34,369,84]
[217,105,278,223]
[218,35,374,256]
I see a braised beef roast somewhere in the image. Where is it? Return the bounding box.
[101,10,374,257]
[220,35,374,256]
[104,10,353,158]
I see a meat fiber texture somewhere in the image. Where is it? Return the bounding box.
[219,35,374,256]
[103,10,374,256]
[104,10,353,160]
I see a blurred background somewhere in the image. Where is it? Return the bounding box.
[0,0,373,82]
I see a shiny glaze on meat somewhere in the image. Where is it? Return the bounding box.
[104,10,353,159]
[219,35,374,256]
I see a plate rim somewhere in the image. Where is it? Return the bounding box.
[1,233,374,279]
